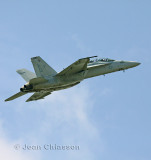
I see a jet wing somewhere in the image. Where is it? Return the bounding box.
[5,92,27,102]
[26,91,51,102]
[56,56,97,76]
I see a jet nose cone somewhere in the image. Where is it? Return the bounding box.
[123,61,141,69]
[132,62,141,67]
[127,61,141,68]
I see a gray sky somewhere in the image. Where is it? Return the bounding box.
[0,0,151,160]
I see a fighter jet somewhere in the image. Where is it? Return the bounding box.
[5,56,140,102]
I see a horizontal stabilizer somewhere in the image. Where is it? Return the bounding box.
[5,92,27,102]
[16,69,36,82]
[26,92,51,102]
[31,56,57,77]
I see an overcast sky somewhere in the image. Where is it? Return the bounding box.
[0,0,151,160]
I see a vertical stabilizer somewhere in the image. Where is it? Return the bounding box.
[31,56,57,77]
[16,69,37,82]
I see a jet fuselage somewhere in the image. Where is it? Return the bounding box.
[22,60,140,92]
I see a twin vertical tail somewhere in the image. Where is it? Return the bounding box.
[31,56,57,77]
[16,56,57,82]
[16,69,37,82]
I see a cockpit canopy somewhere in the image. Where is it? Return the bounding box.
[89,58,115,63]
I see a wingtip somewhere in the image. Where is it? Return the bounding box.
[5,98,10,102]
[80,56,98,60]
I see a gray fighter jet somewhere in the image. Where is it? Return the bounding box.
[5,56,140,102]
